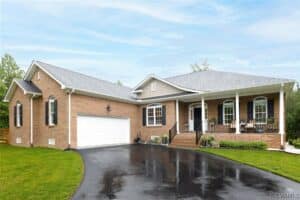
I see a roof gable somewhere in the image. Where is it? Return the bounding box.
[3,79,42,102]
[133,74,201,93]
[24,60,137,102]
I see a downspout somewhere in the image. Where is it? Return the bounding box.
[30,95,34,147]
[68,89,75,149]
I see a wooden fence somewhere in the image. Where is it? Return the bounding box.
[0,128,9,144]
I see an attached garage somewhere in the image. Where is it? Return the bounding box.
[77,115,130,148]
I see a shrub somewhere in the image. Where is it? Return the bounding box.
[161,135,169,144]
[219,141,267,150]
[294,142,300,149]
[200,135,215,147]
[291,138,300,149]
[150,136,161,144]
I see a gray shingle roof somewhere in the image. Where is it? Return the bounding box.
[165,70,293,92]
[15,79,42,94]
[35,61,137,101]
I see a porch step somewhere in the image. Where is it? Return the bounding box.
[170,133,198,148]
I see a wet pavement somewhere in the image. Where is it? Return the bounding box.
[73,145,300,200]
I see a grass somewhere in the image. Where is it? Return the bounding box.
[0,144,83,200]
[199,148,300,182]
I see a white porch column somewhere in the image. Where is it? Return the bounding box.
[30,96,33,146]
[235,93,240,134]
[201,97,205,133]
[176,99,180,134]
[279,84,285,145]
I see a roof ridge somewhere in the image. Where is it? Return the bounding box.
[35,60,133,90]
[165,69,292,81]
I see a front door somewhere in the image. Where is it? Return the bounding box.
[194,107,202,131]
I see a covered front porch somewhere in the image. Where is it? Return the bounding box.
[172,84,286,148]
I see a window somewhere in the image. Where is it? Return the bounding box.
[150,81,156,92]
[147,104,162,126]
[223,100,234,125]
[16,103,21,127]
[254,97,267,124]
[14,102,22,127]
[48,98,57,126]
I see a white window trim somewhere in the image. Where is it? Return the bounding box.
[146,104,162,127]
[253,96,268,125]
[16,103,21,127]
[48,98,55,126]
[223,100,235,125]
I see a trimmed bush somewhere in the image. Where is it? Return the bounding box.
[219,141,267,150]
[294,143,300,149]
[200,135,215,147]
[291,138,300,149]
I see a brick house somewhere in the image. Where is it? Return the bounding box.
[4,61,295,149]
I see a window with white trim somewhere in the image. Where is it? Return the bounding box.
[223,100,234,125]
[254,97,267,124]
[48,98,56,126]
[146,104,162,126]
[16,103,21,127]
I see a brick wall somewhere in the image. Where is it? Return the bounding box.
[71,94,140,148]
[139,101,176,141]
[9,87,31,147]
[31,69,69,149]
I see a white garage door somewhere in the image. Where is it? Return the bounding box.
[77,115,130,148]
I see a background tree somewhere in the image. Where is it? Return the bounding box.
[116,80,123,86]
[191,59,210,72]
[0,54,24,128]
[286,84,300,140]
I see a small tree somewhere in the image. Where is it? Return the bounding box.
[0,54,24,128]
[116,80,123,86]
[191,59,210,72]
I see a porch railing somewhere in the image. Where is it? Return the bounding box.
[195,129,202,145]
[207,118,279,133]
[169,123,177,144]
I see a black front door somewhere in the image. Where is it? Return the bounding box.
[194,108,202,131]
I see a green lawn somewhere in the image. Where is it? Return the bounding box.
[199,148,300,182]
[0,144,83,200]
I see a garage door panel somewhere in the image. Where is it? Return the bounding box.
[77,115,130,148]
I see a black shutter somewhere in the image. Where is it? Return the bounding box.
[162,105,166,125]
[218,104,223,124]
[142,108,146,126]
[20,104,23,126]
[45,101,49,125]
[14,106,17,127]
[268,99,274,118]
[53,100,58,125]
[247,101,253,121]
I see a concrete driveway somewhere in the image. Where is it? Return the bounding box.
[73,145,300,200]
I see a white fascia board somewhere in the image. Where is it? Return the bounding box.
[24,60,66,89]
[132,74,201,93]
[3,80,17,102]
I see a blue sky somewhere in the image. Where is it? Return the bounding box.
[1,0,299,87]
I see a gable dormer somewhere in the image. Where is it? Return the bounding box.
[133,75,197,99]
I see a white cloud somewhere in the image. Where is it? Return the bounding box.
[5,0,236,25]
[247,12,300,43]
[86,31,159,46]
[4,45,110,56]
